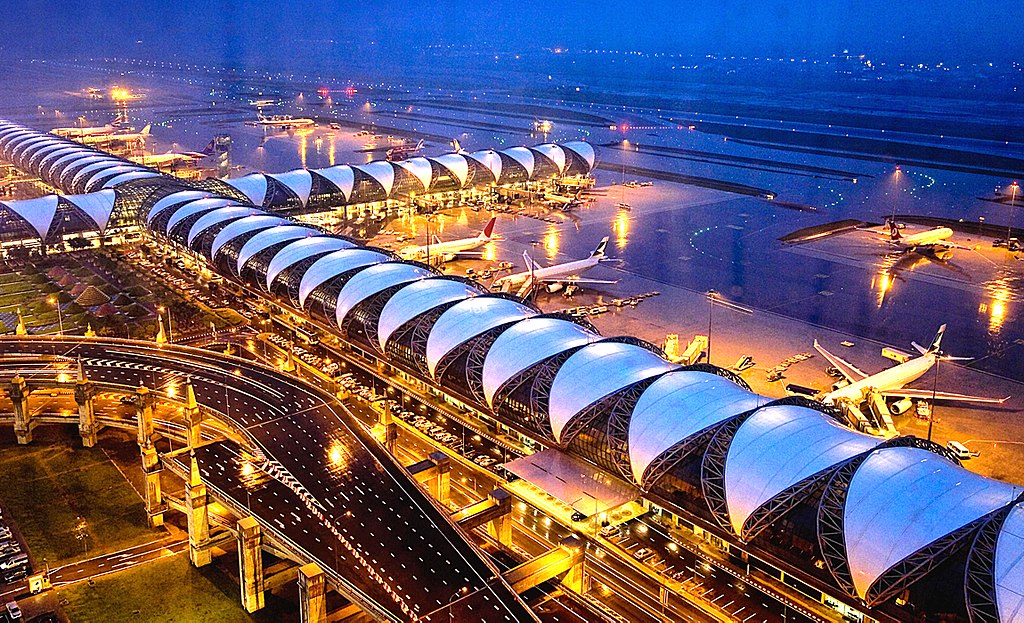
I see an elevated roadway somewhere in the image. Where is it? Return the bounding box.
[0,336,537,623]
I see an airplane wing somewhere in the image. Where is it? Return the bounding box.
[813,339,869,382]
[535,277,618,285]
[879,388,1009,404]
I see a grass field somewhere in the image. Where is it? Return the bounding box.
[58,555,297,622]
[0,443,158,564]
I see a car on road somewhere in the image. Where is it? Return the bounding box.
[570,511,587,522]
[599,525,619,538]
[5,601,22,621]
[633,548,654,561]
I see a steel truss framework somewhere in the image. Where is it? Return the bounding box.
[700,409,759,532]
[817,435,968,602]
[385,301,462,377]
[965,499,1023,623]
[559,374,666,481]
[432,295,542,401]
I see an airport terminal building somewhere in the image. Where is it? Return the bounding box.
[0,119,1022,623]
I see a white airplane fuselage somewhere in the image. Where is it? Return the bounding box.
[894,227,954,248]
[400,235,489,262]
[494,255,601,290]
[823,353,935,404]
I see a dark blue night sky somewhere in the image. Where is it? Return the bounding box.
[1,1,1020,65]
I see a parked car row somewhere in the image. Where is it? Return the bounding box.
[0,514,28,584]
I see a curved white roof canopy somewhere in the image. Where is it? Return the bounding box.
[502,147,535,177]
[354,161,395,197]
[425,297,536,377]
[164,198,235,237]
[532,144,567,174]
[64,190,117,232]
[83,165,144,192]
[562,141,597,170]
[467,150,502,182]
[335,262,434,328]
[628,371,765,484]
[236,225,320,274]
[210,215,290,259]
[71,160,124,190]
[0,130,37,151]
[28,143,76,169]
[269,169,313,206]
[395,158,433,191]
[724,405,881,536]
[147,191,208,225]
[57,155,114,185]
[313,165,354,201]
[995,503,1024,623]
[264,236,355,290]
[482,317,598,407]
[297,249,389,308]
[549,342,677,443]
[431,154,469,187]
[102,171,161,188]
[37,147,88,175]
[225,173,268,205]
[187,206,262,247]
[844,447,1019,599]
[10,136,56,162]
[65,156,119,184]
[0,195,58,239]
[377,279,480,351]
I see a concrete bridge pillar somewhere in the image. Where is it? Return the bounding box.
[298,562,326,623]
[237,517,265,612]
[141,444,164,527]
[185,451,211,567]
[74,359,97,448]
[183,379,203,448]
[427,451,451,506]
[135,385,156,447]
[135,385,163,527]
[9,374,32,444]
[559,535,589,594]
[487,489,513,546]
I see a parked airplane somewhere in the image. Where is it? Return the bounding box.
[131,150,208,167]
[386,139,425,161]
[870,219,970,260]
[51,120,122,139]
[493,236,617,297]
[73,124,152,147]
[815,325,1008,435]
[399,216,497,263]
[249,114,315,129]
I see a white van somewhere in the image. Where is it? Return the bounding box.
[947,441,974,460]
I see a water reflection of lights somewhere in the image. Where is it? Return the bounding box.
[298,134,307,168]
[986,282,1013,334]
[613,211,629,250]
[544,226,560,259]
[328,137,336,166]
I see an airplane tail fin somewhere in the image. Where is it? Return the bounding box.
[140,124,152,137]
[432,234,442,246]
[452,139,463,153]
[523,250,539,273]
[590,236,610,258]
[201,138,216,156]
[481,216,497,240]
[912,324,947,355]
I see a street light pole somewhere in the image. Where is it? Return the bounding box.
[928,353,940,443]
[1007,182,1020,251]
[706,290,717,365]
[48,296,63,336]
